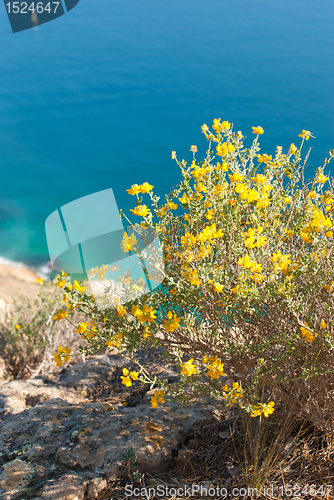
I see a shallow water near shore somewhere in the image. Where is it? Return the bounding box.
[0,0,333,268]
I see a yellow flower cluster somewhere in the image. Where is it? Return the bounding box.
[270,250,294,276]
[243,226,267,249]
[130,205,151,217]
[238,254,263,273]
[202,355,225,380]
[298,130,314,141]
[163,311,181,332]
[250,401,275,417]
[116,305,127,318]
[53,345,71,367]
[150,389,165,408]
[120,367,139,387]
[216,142,235,156]
[126,182,154,195]
[300,323,318,343]
[222,381,243,403]
[121,232,137,252]
[53,309,68,321]
[106,332,124,349]
[131,304,156,323]
[252,126,264,135]
[180,358,197,376]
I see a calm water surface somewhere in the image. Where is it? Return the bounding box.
[0,0,333,270]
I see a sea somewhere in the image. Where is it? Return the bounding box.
[0,0,333,278]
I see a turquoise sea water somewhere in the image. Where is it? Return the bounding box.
[0,0,333,273]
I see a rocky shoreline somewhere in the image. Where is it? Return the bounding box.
[0,263,41,306]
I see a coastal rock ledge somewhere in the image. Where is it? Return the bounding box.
[0,354,219,499]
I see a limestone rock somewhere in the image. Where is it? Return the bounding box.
[40,473,87,500]
[0,458,34,491]
[0,353,219,498]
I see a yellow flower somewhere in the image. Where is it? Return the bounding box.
[53,352,62,367]
[262,402,275,417]
[179,193,190,204]
[121,231,137,252]
[257,154,272,164]
[206,357,225,380]
[299,130,314,140]
[212,282,224,292]
[75,322,90,334]
[167,201,178,210]
[126,184,141,195]
[205,209,214,220]
[150,390,165,408]
[289,143,297,155]
[230,381,243,403]
[136,304,157,323]
[216,161,228,172]
[250,405,262,417]
[74,280,85,292]
[130,371,139,380]
[89,266,98,276]
[270,250,282,263]
[250,401,275,417]
[53,345,71,367]
[36,277,44,285]
[238,254,253,269]
[139,182,154,193]
[229,172,244,183]
[250,262,263,273]
[15,324,20,330]
[300,323,317,342]
[321,320,327,329]
[53,310,68,321]
[130,205,151,217]
[221,120,231,130]
[202,354,209,364]
[106,332,123,349]
[163,311,181,332]
[251,174,267,184]
[121,375,132,387]
[316,173,329,184]
[212,118,221,132]
[55,278,66,288]
[116,305,127,318]
[180,359,197,377]
[171,151,177,159]
[216,143,228,156]
[252,126,264,135]
[190,145,198,152]
[143,325,151,338]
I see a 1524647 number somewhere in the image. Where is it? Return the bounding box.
[5,2,60,13]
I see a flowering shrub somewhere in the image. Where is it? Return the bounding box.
[51,121,334,423]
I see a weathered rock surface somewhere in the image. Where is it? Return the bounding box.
[0,264,40,305]
[0,354,219,499]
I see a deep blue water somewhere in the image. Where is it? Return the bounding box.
[0,0,333,271]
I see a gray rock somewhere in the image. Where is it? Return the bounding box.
[0,354,219,499]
